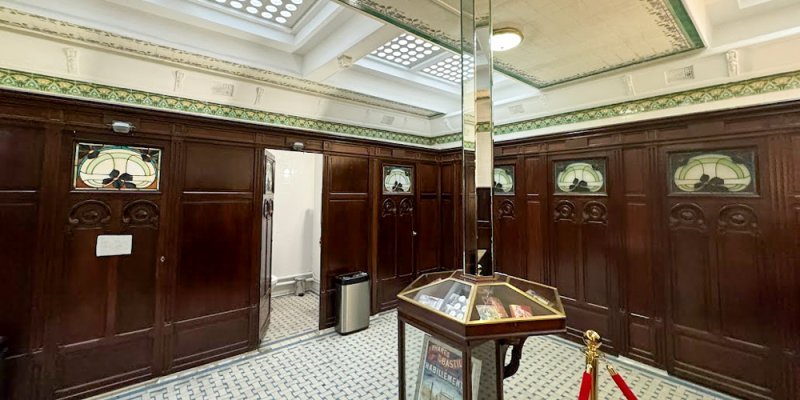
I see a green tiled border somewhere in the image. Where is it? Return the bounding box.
[3,68,800,148]
[0,68,435,146]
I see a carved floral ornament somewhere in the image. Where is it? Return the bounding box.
[122,200,160,228]
[582,201,607,223]
[68,200,112,230]
[669,203,706,230]
[553,200,576,222]
[498,199,515,218]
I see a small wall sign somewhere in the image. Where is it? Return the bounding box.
[96,235,133,257]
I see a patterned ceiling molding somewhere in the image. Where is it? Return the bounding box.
[0,68,436,147]
[0,6,443,118]
[336,0,704,88]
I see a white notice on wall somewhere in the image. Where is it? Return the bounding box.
[96,235,133,257]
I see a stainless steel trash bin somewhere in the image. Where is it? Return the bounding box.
[335,272,370,334]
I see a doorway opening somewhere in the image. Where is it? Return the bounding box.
[261,149,324,344]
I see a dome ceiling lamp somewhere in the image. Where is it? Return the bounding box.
[491,28,523,51]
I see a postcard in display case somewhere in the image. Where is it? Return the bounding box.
[415,335,481,400]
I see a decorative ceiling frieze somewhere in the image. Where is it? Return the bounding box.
[0,6,443,118]
[336,0,704,88]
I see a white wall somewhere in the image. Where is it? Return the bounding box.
[270,150,323,294]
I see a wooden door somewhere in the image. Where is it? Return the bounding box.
[376,163,415,311]
[49,134,167,398]
[549,153,619,351]
[660,140,780,399]
[259,151,275,339]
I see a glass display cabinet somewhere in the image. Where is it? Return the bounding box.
[397,271,566,400]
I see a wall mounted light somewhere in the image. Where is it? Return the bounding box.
[110,121,135,134]
[491,28,523,52]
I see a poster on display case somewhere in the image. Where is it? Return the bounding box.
[415,335,481,400]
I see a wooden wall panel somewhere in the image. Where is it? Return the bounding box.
[0,124,43,373]
[183,143,254,192]
[416,162,440,274]
[620,147,659,365]
[439,162,458,270]
[175,200,253,320]
[321,155,370,326]
[0,91,445,399]
[660,139,777,400]
[494,158,525,278]
[0,124,43,400]
[170,140,259,376]
[523,156,547,283]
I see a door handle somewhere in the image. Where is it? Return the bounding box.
[412,231,417,236]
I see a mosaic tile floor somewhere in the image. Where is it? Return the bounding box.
[262,293,320,344]
[97,302,738,400]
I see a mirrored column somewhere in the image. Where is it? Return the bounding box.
[461,0,494,276]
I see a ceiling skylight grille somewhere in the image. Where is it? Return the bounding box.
[370,33,444,68]
[422,54,474,84]
[204,0,314,27]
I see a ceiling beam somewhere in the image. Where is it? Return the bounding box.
[301,16,401,82]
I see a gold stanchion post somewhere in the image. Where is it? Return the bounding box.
[583,330,602,400]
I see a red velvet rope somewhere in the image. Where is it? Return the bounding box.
[578,366,593,400]
[609,368,638,400]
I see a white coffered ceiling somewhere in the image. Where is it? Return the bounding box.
[1,0,800,145]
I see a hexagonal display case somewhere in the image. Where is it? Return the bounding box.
[397,271,566,399]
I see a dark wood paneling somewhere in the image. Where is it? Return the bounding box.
[328,155,369,194]
[183,143,254,192]
[439,162,459,270]
[416,163,439,274]
[620,147,659,365]
[0,91,445,399]
[321,155,370,326]
[0,125,44,190]
[523,156,547,283]
[175,199,253,320]
[0,202,37,352]
[0,123,44,367]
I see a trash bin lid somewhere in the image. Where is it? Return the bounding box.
[336,271,369,285]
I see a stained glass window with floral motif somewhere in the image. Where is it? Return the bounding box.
[554,159,606,195]
[494,166,514,195]
[669,149,756,194]
[383,165,413,194]
[73,143,162,191]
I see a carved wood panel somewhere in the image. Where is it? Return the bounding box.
[661,138,778,400]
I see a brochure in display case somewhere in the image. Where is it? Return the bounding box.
[415,335,481,400]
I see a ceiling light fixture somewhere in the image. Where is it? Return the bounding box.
[491,28,523,52]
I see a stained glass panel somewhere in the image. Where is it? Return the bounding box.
[383,165,413,194]
[493,166,514,195]
[670,149,756,194]
[73,143,162,191]
[554,159,606,195]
